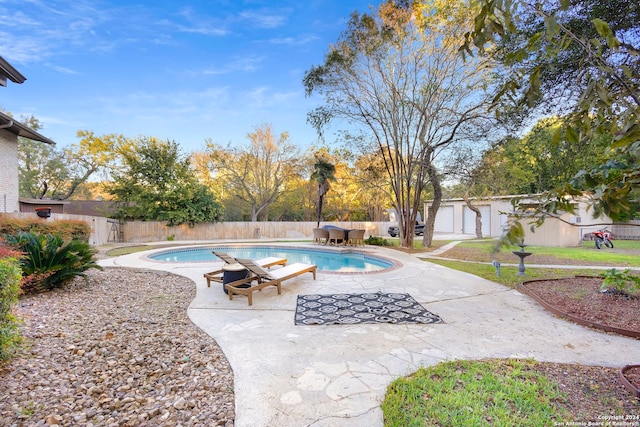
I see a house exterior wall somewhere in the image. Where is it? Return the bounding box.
[0,129,19,213]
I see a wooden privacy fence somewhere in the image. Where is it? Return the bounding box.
[120,221,393,243]
[0,213,393,245]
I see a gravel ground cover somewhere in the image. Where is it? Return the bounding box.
[0,268,235,427]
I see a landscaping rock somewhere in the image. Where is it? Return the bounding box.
[0,268,235,427]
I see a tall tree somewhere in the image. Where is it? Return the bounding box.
[206,124,301,222]
[18,124,121,200]
[304,0,494,247]
[462,116,612,197]
[353,149,394,221]
[19,139,68,199]
[463,0,639,231]
[310,153,336,227]
[15,114,67,199]
[107,136,222,226]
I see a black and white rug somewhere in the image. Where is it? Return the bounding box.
[295,292,443,326]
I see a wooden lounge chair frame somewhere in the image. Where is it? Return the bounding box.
[225,258,317,306]
[204,251,287,287]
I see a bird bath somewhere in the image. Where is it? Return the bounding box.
[512,242,532,276]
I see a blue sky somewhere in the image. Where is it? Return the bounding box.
[1,0,376,151]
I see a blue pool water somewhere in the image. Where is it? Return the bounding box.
[148,246,395,273]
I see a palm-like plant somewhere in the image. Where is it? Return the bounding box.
[4,232,102,293]
[311,155,336,227]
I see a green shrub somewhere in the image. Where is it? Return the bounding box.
[4,232,102,294]
[600,268,640,298]
[0,217,90,242]
[0,241,24,360]
[366,235,391,246]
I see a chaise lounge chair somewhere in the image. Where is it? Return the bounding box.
[225,258,317,306]
[204,251,287,287]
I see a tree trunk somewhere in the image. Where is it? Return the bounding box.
[463,195,483,238]
[316,194,324,228]
[423,161,442,248]
[399,203,418,248]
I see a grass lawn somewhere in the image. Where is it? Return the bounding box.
[383,359,569,426]
[426,258,600,288]
[381,238,640,426]
[443,239,640,267]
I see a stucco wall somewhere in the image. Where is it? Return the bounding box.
[0,129,19,213]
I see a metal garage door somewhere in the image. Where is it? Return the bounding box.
[433,206,454,233]
[463,205,491,236]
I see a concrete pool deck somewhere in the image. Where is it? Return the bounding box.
[98,241,640,427]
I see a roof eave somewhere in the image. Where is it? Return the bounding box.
[0,111,56,145]
[0,56,27,85]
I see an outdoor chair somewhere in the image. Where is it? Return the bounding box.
[347,229,366,246]
[225,258,317,306]
[328,228,346,246]
[312,228,329,245]
[204,251,287,287]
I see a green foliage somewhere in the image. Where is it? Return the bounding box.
[12,113,119,201]
[365,235,391,246]
[382,359,569,426]
[463,0,639,222]
[0,217,90,242]
[0,241,23,361]
[311,153,337,226]
[108,136,223,226]
[4,232,102,294]
[18,138,69,199]
[473,117,612,196]
[600,269,640,298]
[205,124,300,222]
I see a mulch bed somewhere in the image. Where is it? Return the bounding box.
[520,276,640,334]
[520,276,640,409]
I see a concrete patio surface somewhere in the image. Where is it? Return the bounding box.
[98,241,640,427]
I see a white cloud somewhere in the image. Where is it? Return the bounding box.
[47,64,80,75]
[239,10,288,29]
[266,35,320,46]
[200,55,266,75]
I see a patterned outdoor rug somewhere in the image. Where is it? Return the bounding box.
[295,292,443,326]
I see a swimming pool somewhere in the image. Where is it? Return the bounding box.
[147,246,396,273]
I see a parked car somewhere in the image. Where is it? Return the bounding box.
[388,222,425,237]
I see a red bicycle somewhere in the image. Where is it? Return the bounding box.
[593,228,614,249]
